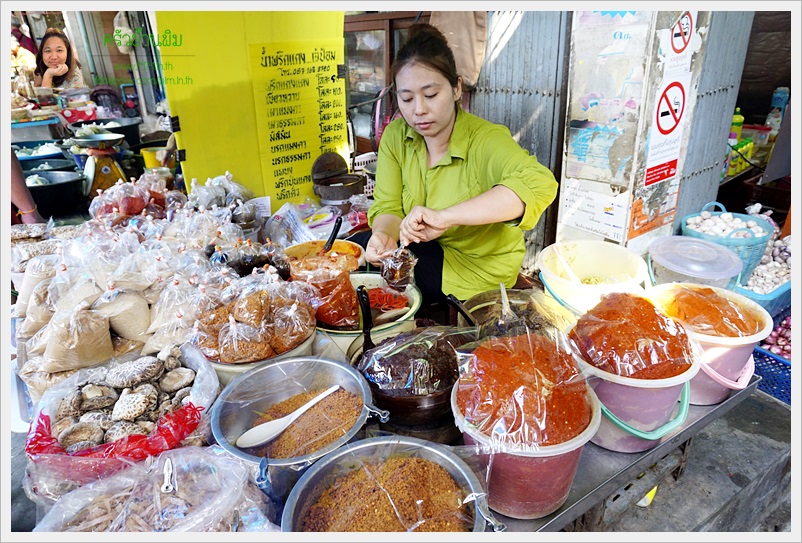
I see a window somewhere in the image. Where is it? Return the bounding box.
[345,12,429,154]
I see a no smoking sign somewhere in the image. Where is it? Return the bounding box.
[656,81,685,134]
[671,12,693,54]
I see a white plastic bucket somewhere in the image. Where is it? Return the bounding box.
[536,240,649,314]
[451,382,601,519]
[576,355,700,453]
[646,283,772,405]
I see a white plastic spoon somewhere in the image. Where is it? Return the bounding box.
[235,385,340,448]
[553,245,582,283]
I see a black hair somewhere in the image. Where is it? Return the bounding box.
[392,23,459,89]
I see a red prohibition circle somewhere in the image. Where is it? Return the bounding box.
[656,81,685,135]
[671,12,693,54]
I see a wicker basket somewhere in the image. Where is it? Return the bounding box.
[680,202,772,285]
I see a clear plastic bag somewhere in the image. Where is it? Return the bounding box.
[568,291,697,379]
[41,303,113,373]
[91,289,152,343]
[268,298,316,355]
[206,171,255,205]
[357,327,474,395]
[290,264,358,329]
[24,344,220,513]
[380,248,418,292]
[32,446,280,532]
[651,284,763,337]
[14,253,59,318]
[292,438,479,532]
[17,278,55,339]
[218,315,275,364]
[146,278,198,335]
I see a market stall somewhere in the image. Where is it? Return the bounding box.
[8,8,793,535]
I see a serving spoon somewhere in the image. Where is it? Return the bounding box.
[235,385,340,448]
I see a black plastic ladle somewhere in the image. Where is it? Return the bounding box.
[321,216,343,254]
[356,285,375,352]
[446,294,476,327]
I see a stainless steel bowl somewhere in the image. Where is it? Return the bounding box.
[71,133,126,149]
[281,435,503,532]
[210,356,388,501]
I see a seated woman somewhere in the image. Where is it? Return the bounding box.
[356,24,558,311]
[33,27,85,89]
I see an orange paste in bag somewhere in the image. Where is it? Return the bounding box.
[569,292,693,380]
[659,286,762,337]
[456,334,591,447]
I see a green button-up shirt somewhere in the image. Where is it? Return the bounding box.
[369,108,558,299]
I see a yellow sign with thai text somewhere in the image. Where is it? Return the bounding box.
[250,40,348,207]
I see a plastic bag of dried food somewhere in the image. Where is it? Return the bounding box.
[32,446,280,532]
[187,182,227,210]
[648,284,765,338]
[207,171,255,204]
[146,278,198,335]
[24,344,220,512]
[10,219,52,241]
[190,321,221,361]
[141,313,193,356]
[568,291,698,379]
[17,278,55,339]
[380,247,418,292]
[14,254,59,318]
[92,289,152,343]
[41,303,114,373]
[269,299,316,355]
[357,327,475,395]
[290,264,359,329]
[47,266,104,313]
[291,437,483,532]
[218,316,275,364]
[231,198,259,224]
[229,282,272,328]
[10,239,61,273]
[17,355,79,404]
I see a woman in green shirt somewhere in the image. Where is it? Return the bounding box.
[363,23,558,304]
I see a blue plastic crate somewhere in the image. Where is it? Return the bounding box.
[734,281,791,320]
[752,305,792,404]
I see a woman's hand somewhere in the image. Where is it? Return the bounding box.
[399,206,449,245]
[365,231,398,265]
[45,64,69,78]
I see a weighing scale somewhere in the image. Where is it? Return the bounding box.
[74,133,128,196]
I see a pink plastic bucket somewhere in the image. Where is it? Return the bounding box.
[451,383,601,519]
[647,283,772,405]
[576,357,700,453]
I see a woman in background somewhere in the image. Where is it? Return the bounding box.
[33,27,85,89]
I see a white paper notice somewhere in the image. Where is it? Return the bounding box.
[558,178,629,242]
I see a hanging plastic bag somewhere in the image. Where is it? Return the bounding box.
[112,11,134,54]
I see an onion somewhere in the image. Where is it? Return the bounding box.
[769,345,784,355]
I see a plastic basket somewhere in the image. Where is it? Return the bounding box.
[752,306,791,405]
[753,348,791,405]
[353,151,377,172]
[734,281,791,320]
[680,202,772,285]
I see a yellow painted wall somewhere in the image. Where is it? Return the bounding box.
[153,11,345,203]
